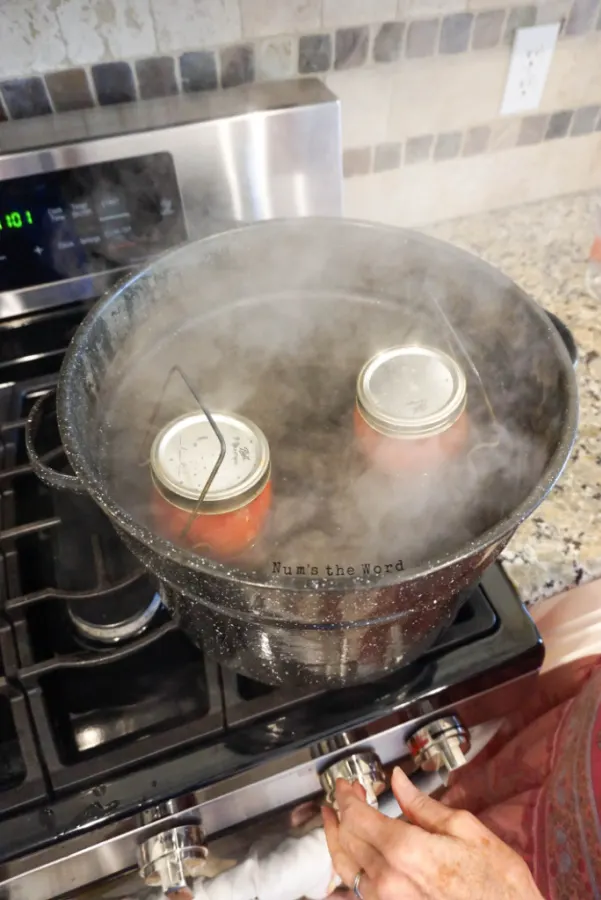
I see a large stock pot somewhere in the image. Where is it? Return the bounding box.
[26,219,578,687]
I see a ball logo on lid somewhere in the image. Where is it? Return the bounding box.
[150,411,270,507]
[370,355,456,422]
[357,345,467,437]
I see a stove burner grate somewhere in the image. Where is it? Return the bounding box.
[0,372,514,792]
[0,376,225,799]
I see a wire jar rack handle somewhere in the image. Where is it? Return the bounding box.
[138,365,227,542]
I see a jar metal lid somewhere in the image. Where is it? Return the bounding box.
[150,411,270,508]
[356,345,467,438]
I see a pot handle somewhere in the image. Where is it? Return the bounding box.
[25,389,86,494]
[545,310,578,369]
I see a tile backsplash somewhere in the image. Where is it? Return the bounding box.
[2,0,601,226]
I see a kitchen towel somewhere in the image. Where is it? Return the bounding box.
[192,827,340,900]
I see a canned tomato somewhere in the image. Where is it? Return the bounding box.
[354,346,469,474]
[149,411,272,560]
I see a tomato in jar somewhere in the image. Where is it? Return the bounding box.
[354,346,469,475]
[150,411,272,560]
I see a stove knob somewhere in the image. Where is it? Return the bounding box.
[320,750,386,810]
[407,716,470,778]
[137,824,208,892]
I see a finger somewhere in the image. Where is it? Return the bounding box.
[330,786,386,881]
[391,767,498,846]
[336,779,366,805]
[349,869,378,900]
[323,806,381,900]
[391,766,455,834]
[350,780,367,802]
[323,806,359,888]
[335,781,412,854]
[339,821,386,879]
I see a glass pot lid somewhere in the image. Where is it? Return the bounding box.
[80,220,566,589]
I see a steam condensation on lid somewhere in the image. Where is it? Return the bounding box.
[98,222,562,586]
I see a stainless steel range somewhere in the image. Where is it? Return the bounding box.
[0,79,543,900]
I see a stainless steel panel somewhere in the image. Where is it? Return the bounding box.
[0,80,342,320]
[0,671,537,900]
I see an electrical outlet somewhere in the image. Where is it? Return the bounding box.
[500,23,560,116]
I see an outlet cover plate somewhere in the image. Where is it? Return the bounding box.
[500,23,560,116]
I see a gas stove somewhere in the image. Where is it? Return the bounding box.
[0,306,542,896]
[0,83,543,900]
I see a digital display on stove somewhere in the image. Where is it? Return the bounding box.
[0,152,186,292]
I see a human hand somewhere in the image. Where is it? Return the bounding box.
[322,767,544,900]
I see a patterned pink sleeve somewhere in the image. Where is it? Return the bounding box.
[442,660,601,899]
[533,663,601,899]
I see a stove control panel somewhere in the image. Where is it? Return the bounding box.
[137,824,208,894]
[319,750,386,810]
[0,152,186,293]
[407,716,470,778]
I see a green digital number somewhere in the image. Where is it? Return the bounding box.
[1,210,34,230]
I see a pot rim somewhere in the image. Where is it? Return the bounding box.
[56,216,579,593]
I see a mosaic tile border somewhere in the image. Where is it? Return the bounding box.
[343,102,601,176]
[0,0,600,121]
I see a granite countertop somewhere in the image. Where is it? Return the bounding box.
[427,191,601,606]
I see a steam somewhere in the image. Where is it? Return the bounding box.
[98,222,560,585]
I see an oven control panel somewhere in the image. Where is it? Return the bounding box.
[0,152,186,292]
[0,83,342,319]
